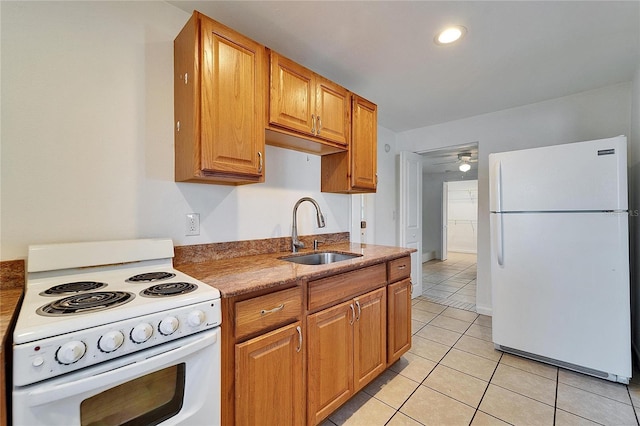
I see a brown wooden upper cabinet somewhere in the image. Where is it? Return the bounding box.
[269,51,350,147]
[174,12,265,184]
[321,95,378,193]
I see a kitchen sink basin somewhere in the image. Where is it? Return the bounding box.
[279,251,362,265]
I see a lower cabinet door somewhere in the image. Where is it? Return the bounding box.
[387,278,412,364]
[307,300,354,425]
[353,287,387,390]
[235,322,303,426]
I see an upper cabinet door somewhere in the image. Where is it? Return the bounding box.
[200,17,265,178]
[350,95,377,190]
[269,51,349,147]
[315,76,350,146]
[269,53,315,136]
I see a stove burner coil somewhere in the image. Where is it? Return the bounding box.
[40,281,108,296]
[141,282,198,297]
[37,291,134,316]
[126,271,176,283]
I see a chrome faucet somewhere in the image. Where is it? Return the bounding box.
[291,197,326,252]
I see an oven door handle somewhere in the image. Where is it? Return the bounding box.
[26,330,218,407]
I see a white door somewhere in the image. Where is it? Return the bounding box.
[398,151,422,298]
[489,136,627,212]
[441,182,448,261]
[491,211,630,378]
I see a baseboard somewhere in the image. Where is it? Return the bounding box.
[475,304,492,316]
[448,249,478,254]
[422,251,436,263]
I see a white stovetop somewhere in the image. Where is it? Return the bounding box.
[14,261,220,345]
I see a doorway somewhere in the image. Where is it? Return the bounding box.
[414,143,479,311]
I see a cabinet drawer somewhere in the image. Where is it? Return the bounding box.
[308,263,386,312]
[388,256,410,283]
[235,287,302,339]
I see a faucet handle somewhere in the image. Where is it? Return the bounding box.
[292,240,305,253]
[313,240,322,250]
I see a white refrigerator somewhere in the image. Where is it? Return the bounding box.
[489,135,631,383]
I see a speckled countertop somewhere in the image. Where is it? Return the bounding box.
[1,289,22,345]
[0,239,414,344]
[176,242,414,298]
[1,260,25,358]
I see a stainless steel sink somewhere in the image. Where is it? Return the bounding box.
[279,251,362,265]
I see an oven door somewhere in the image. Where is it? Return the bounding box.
[13,328,220,426]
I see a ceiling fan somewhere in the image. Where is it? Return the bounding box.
[433,152,478,172]
[457,153,474,172]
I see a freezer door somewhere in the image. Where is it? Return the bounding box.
[489,136,627,212]
[490,212,630,379]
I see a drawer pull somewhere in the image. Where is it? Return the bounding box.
[296,326,302,353]
[260,304,284,315]
[397,265,406,270]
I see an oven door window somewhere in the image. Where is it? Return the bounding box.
[80,363,185,426]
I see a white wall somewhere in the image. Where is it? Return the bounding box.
[373,126,398,246]
[397,83,632,314]
[630,66,640,363]
[0,1,351,260]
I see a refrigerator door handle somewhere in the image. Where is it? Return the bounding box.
[496,161,503,212]
[496,213,504,266]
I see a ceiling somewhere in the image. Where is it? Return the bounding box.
[168,1,640,133]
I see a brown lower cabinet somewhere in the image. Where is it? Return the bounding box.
[235,322,304,426]
[387,256,412,365]
[307,287,386,425]
[387,278,412,364]
[222,258,411,426]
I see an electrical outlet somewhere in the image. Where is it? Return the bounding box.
[185,213,200,236]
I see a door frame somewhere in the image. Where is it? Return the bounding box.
[398,151,423,299]
[441,181,448,261]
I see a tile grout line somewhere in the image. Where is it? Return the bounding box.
[385,307,478,425]
[627,385,640,425]
[468,351,505,425]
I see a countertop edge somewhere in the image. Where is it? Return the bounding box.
[176,243,416,299]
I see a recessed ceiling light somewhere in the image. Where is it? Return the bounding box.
[435,26,467,45]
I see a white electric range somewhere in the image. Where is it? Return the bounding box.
[12,238,222,426]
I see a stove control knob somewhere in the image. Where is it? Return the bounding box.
[98,331,125,353]
[187,310,205,327]
[56,341,86,365]
[131,323,153,344]
[159,316,179,336]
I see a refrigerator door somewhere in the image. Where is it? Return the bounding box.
[489,136,627,212]
[491,211,630,380]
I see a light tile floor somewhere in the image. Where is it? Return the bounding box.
[321,253,640,425]
[422,252,478,312]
